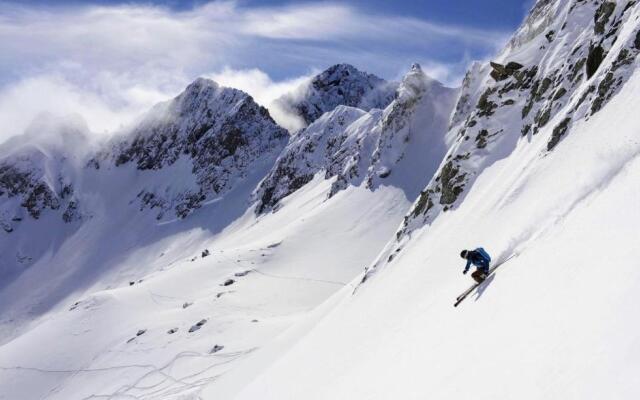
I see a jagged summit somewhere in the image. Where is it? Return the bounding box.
[99,77,288,219]
[274,63,398,127]
[396,62,444,100]
[255,64,458,213]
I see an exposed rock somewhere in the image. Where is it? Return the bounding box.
[106,78,289,220]
[477,87,498,117]
[586,44,605,79]
[210,345,224,354]
[188,319,207,333]
[591,72,615,114]
[553,87,567,101]
[476,130,489,149]
[411,190,434,218]
[570,58,587,82]
[274,64,397,126]
[439,162,465,206]
[547,118,572,151]
[489,61,523,81]
[534,106,552,129]
[545,30,556,42]
[594,2,616,35]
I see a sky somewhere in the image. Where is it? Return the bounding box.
[0,0,535,140]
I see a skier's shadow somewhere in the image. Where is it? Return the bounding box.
[473,274,496,302]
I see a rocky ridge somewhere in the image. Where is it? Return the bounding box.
[255,64,458,213]
[274,63,397,127]
[361,0,640,282]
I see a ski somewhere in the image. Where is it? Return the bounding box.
[454,253,517,307]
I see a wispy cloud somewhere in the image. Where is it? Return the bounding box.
[207,67,315,131]
[0,0,510,142]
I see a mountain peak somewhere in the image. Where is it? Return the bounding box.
[274,64,398,127]
[184,77,220,92]
[396,63,441,101]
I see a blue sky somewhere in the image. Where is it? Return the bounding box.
[0,0,535,139]
[16,0,534,30]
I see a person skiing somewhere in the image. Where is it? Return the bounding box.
[460,248,491,283]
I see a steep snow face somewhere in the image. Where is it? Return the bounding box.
[362,0,640,280]
[230,3,640,399]
[256,64,458,213]
[97,78,289,220]
[274,64,397,127]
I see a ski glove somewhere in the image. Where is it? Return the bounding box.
[463,268,468,275]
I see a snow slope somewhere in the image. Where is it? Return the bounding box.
[0,173,412,399]
[0,70,427,398]
[3,1,640,398]
[233,67,640,399]
[229,1,640,399]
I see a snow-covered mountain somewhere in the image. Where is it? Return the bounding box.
[2,0,640,399]
[256,64,457,213]
[227,1,640,399]
[94,78,289,220]
[274,63,397,127]
[0,65,430,399]
[0,114,89,231]
[361,0,640,281]
[0,78,291,343]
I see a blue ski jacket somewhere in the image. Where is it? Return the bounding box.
[464,248,491,273]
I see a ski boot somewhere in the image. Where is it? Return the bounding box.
[471,270,488,283]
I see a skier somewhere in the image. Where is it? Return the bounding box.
[460,248,491,283]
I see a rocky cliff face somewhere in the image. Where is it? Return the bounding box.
[255,64,458,213]
[93,78,289,220]
[274,64,397,127]
[362,0,640,282]
[0,115,89,233]
[1,77,290,233]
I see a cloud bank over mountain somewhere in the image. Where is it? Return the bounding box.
[0,0,508,142]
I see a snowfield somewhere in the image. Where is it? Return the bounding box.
[0,175,412,399]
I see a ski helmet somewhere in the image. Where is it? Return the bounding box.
[460,250,468,258]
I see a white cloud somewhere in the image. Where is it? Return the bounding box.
[0,0,509,142]
[207,67,316,131]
